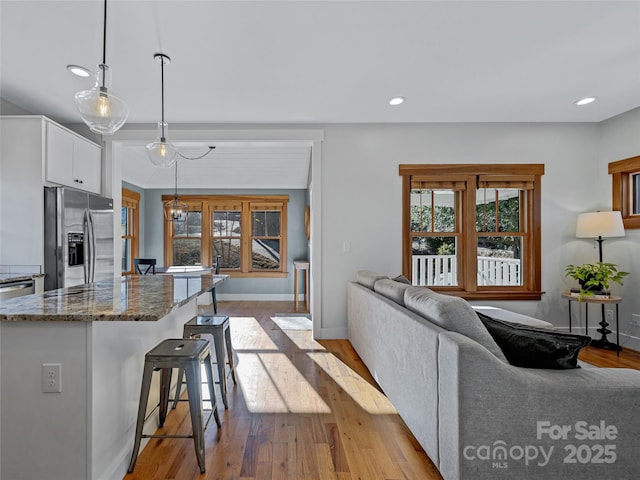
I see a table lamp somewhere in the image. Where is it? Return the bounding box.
[575,211,625,262]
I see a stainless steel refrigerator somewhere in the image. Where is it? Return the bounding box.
[44,187,114,291]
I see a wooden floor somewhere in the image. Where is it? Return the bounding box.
[124,301,640,480]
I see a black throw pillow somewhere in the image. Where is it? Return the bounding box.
[392,274,411,285]
[476,312,591,369]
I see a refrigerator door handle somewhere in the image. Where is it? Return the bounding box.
[88,210,96,282]
[83,208,90,284]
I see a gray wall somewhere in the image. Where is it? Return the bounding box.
[317,122,618,337]
[140,187,308,298]
[597,107,640,349]
[0,98,32,115]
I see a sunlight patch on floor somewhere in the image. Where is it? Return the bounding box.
[278,329,327,351]
[236,351,331,414]
[228,316,279,350]
[307,351,398,415]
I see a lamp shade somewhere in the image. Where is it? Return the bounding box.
[575,211,625,239]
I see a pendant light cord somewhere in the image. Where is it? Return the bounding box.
[173,161,179,199]
[101,0,107,89]
[102,0,107,65]
[177,146,216,160]
[160,57,166,139]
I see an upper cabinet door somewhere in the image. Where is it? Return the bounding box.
[45,122,74,186]
[73,138,101,194]
[45,122,102,194]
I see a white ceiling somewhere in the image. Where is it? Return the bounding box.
[120,141,312,189]
[1,0,639,188]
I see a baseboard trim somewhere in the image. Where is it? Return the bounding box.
[316,326,347,339]
[196,293,300,303]
[219,293,298,301]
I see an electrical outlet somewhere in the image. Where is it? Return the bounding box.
[41,363,62,393]
[631,314,640,328]
[606,309,614,321]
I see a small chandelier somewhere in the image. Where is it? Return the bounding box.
[164,161,188,222]
[74,0,129,135]
[147,53,178,168]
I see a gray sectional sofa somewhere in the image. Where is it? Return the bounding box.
[347,270,640,480]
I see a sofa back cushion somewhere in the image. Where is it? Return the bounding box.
[374,278,412,305]
[404,287,508,362]
[356,270,388,290]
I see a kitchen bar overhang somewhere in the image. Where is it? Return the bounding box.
[0,272,228,480]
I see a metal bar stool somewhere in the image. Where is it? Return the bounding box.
[173,315,237,410]
[128,338,221,474]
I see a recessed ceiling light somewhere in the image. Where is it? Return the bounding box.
[575,96,596,106]
[389,96,405,106]
[67,65,91,78]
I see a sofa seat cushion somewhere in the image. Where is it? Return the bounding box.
[356,270,388,290]
[374,278,412,305]
[404,287,508,362]
[477,312,591,369]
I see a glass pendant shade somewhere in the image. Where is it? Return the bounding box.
[75,64,129,135]
[146,122,178,168]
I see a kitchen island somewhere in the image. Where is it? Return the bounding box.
[0,273,228,480]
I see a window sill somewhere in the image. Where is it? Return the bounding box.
[222,271,288,279]
[429,288,544,301]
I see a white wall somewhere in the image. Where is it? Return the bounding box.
[319,122,605,337]
[597,107,640,350]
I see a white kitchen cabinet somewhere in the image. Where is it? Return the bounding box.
[45,121,102,194]
[0,116,103,267]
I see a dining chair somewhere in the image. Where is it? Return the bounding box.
[134,258,156,275]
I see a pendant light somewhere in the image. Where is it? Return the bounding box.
[74,0,129,135]
[164,161,188,222]
[147,53,178,168]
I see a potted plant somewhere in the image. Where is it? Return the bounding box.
[565,262,629,299]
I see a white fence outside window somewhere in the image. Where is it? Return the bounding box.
[412,255,521,286]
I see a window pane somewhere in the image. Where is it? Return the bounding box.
[213,211,241,237]
[477,236,522,286]
[411,236,458,286]
[121,238,130,272]
[173,238,201,265]
[121,207,128,236]
[265,211,280,235]
[252,211,266,237]
[212,239,241,269]
[174,211,202,238]
[633,173,640,215]
[252,239,280,270]
[187,211,202,236]
[410,189,456,233]
[476,189,520,232]
[252,211,281,237]
[173,219,186,236]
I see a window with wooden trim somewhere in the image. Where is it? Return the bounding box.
[609,155,640,229]
[163,195,288,277]
[121,188,140,275]
[171,208,203,266]
[400,164,544,300]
